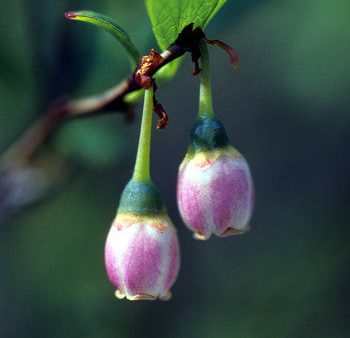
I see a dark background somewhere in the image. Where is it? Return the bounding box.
[0,0,349,337]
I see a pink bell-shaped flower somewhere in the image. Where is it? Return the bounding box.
[105,180,180,300]
[177,117,254,240]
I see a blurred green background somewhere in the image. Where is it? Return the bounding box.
[0,0,349,337]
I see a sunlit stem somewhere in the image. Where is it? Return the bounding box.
[198,41,215,118]
[132,86,154,182]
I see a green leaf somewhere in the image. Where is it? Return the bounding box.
[65,10,140,67]
[145,0,227,51]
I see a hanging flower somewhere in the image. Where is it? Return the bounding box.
[105,180,180,300]
[177,117,254,240]
[105,87,180,300]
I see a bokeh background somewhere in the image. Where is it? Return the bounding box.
[1,0,349,337]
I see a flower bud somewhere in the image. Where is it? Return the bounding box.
[105,179,180,300]
[177,117,254,240]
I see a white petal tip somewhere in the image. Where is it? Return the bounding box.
[114,290,172,301]
[160,289,172,301]
[115,289,126,299]
[220,227,245,237]
[128,294,157,301]
[193,232,211,240]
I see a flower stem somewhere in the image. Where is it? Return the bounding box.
[132,86,154,182]
[198,41,215,118]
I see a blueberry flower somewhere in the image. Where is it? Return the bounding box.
[177,117,254,240]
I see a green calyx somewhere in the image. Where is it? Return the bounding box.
[117,179,165,215]
[189,116,229,152]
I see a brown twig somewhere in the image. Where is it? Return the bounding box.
[2,44,187,166]
[2,23,212,166]
[1,24,239,168]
